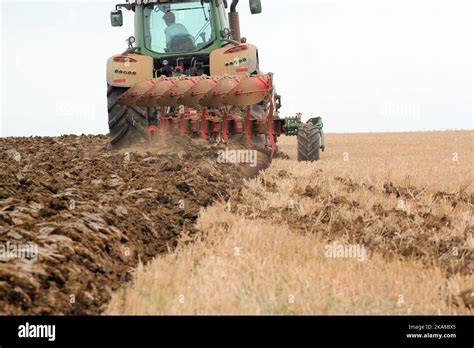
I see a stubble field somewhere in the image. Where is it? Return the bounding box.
[107,131,473,315]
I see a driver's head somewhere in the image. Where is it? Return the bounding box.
[163,12,176,26]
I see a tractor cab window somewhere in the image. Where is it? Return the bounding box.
[144,1,215,54]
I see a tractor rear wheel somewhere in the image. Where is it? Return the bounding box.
[107,85,147,149]
[297,123,321,162]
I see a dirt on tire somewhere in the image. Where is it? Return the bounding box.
[0,135,249,315]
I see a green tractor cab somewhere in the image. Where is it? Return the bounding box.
[106,0,324,162]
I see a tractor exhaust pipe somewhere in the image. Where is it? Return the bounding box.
[229,0,241,42]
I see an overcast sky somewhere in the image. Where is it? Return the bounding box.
[0,0,472,136]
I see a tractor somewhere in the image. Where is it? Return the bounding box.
[106,0,324,161]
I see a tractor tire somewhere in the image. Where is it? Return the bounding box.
[107,85,148,149]
[297,123,321,162]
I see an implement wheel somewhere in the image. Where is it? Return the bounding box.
[297,123,321,162]
[107,85,147,149]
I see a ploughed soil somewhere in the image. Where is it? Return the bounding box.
[233,169,474,276]
[0,135,252,315]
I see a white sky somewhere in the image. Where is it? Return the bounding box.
[0,0,473,136]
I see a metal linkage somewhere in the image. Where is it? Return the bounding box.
[132,74,283,157]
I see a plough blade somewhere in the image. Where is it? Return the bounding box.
[225,75,272,106]
[181,77,219,107]
[200,76,241,107]
[136,77,177,107]
[172,78,200,106]
[118,79,156,107]
[118,74,273,108]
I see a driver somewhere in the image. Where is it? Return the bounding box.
[163,12,190,47]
